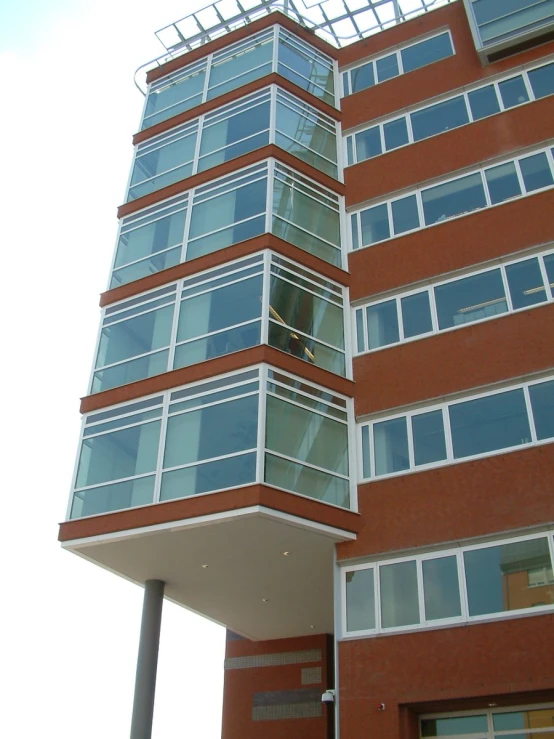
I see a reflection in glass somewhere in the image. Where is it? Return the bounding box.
[383,117,409,150]
[529,379,554,440]
[361,203,390,245]
[520,152,554,191]
[143,66,206,130]
[528,61,554,99]
[376,53,399,82]
[401,291,433,338]
[128,129,197,201]
[464,537,553,617]
[434,270,507,329]
[71,476,155,519]
[498,75,530,108]
[422,556,461,621]
[173,324,261,369]
[412,411,447,467]
[366,300,399,349]
[346,569,375,631]
[265,454,350,507]
[401,32,453,73]
[505,258,547,309]
[392,194,420,235]
[277,33,335,105]
[411,96,469,141]
[160,453,257,501]
[351,61,375,93]
[485,161,522,204]
[207,37,273,99]
[374,417,409,476]
[421,715,487,737]
[422,173,487,225]
[468,84,500,120]
[494,707,554,732]
[449,389,531,459]
[355,126,382,161]
[380,560,419,628]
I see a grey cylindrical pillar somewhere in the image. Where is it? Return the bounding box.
[130,579,165,739]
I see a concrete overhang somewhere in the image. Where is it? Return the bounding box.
[59,485,360,641]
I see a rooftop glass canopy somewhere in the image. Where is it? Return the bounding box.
[136,0,455,92]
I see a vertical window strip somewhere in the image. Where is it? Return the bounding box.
[345,59,554,166]
[359,375,554,481]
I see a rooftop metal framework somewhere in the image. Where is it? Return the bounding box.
[135,0,455,92]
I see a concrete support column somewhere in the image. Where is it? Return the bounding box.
[130,579,165,739]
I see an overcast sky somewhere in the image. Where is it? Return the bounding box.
[0,2,227,737]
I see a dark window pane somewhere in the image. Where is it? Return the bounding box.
[505,257,547,309]
[366,300,399,349]
[71,476,155,519]
[355,126,382,161]
[173,323,261,369]
[355,309,365,352]
[422,173,487,225]
[468,84,501,120]
[528,61,554,99]
[265,453,349,507]
[346,569,375,631]
[361,203,390,245]
[351,62,375,93]
[350,213,360,250]
[498,75,529,108]
[342,71,350,96]
[346,136,354,165]
[422,556,461,620]
[380,560,419,628]
[411,96,469,141]
[160,453,257,501]
[361,425,371,478]
[519,152,554,191]
[412,410,447,466]
[391,194,420,235]
[421,715,487,737]
[401,32,453,73]
[376,53,399,82]
[434,270,507,329]
[529,379,554,440]
[449,389,531,459]
[485,161,522,204]
[464,537,552,617]
[401,291,433,338]
[373,417,409,475]
[383,118,409,150]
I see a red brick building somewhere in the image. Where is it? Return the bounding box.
[59,1,554,737]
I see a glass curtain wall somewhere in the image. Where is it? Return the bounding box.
[127,86,338,203]
[70,367,352,518]
[92,252,346,394]
[140,27,336,132]
[466,0,554,47]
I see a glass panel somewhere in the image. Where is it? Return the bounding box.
[380,560,419,628]
[92,350,170,394]
[269,322,345,375]
[529,379,554,440]
[498,76,530,108]
[545,253,554,296]
[365,300,399,349]
[494,707,554,732]
[360,203,390,245]
[277,36,334,105]
[528,61,554,99]
[114,208,187,272]
[412,410,447,466]
[346,569,376,631]
[128,133,197,201]
[505,257,547,309]
[401,291,433,338]
[434,270,508,329]
[188,177,267,260]
[350,213,360,250]
[198,100,270,172]
[474,0,554,44]
[422,173,487,225]
[464,537,553,616]
[111,247,182,288]
[266,395,348,476]
[373,417,409,476]
[361,425,371,478]
[346,136,354,166]
[485,161,522,204]
[449,389,531,459]
[421,715,487,737]
[422,556,461,621]
[468,84,501,120]
[355,126,382,161]
[411,96,469,142]
[163,394,258,469]
[519,151,554,191]
[75,421,161,488]
[143,68,206,130]
[207,38,273,99]
[355,308,365,353]
[71,476,155,519]
[173,323,261,369]
[351,61,375,94]
[275,99,338,178]
[264,453,350,507]
[160,452,257,501]
[383,118,409,150]
[401,32,453,74]
[376,53,399,82]
[391,194,420,235]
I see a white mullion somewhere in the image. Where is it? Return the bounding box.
[378,122,386,154]
[270,84,277,146]
[137,81,151,131]
[271,270,341,306]
[272,25,279,73]
[481,168,493,208]
[266,391,348,425]
[513,156,527,195]
[486,710,495,739]
[162,447,257,475]
[499,264,515,313]
[181,187,194,263]
[546,144,554,176]
[405,110,415,145]
[103,296,176,326]
[95,346,170,376]
[522,384,538,443]
[152,393,170,504]
[416,558,426,625]
[386,200,393,240]
[369,423,376,486]
[457,550,470,622]
[406,413,415,470]
[202,51,213,102]
[522,69,535,101]
[170,389,259,418]
[362,303,369,353]
[74,470,157,493]
[462,90,474,122]
[442,405,455,463]
[192,111,205,175]
[428,285,440,333]
[266,158,274,234]
[395,48,403,76]
[538,254,553,301]
[262,251,271,347]
[343,285,354,382]
[396,295,405,341]
[257,364,268,484]
[547,534,554,582]
[415,190,425,230]
[375,562,382,633]
[167,285,182,371]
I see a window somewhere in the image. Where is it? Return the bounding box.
[345,60,554,166]
[342,31,453,97]
[350,145,554,250]
[343,533,554,636]
[421,704,554,738]
[354,250,554,355]
[70,367,352,518]
[468,0,554,46]
[359,376,554,480]
[141,27,337,131]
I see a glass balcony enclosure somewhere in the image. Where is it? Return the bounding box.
[128,85,339,203]
[70,366,353,519]
[92,252,346,394]
[464,0,554,61]
[141,26,336,131]
[111,160,343,288]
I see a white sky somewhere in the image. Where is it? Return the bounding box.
[0,2,226,737]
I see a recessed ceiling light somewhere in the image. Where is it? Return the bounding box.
[282,551,290,556]
[309,625,315,629]
[201,564,209,569]
[488,703,497,707]
[262,598,269,602]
